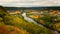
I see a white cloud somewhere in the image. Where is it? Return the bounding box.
[0,0,60,7]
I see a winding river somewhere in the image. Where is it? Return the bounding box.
[22,12,59,34]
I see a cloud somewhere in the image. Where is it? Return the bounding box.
[0,0,60,7]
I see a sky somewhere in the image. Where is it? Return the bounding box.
[0,0,60,7]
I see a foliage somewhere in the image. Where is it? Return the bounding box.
[27,11,60,32]
[53,23,60,31]
[0,6,59,34]
[3,14,54,34]
[0,25,29,34]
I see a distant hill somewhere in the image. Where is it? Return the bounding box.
[4,6,60,10]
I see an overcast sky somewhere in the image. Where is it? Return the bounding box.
[0,0,60,7]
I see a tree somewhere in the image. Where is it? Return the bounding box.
[0,6,8,23]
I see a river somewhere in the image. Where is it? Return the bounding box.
[22,12,59,34]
